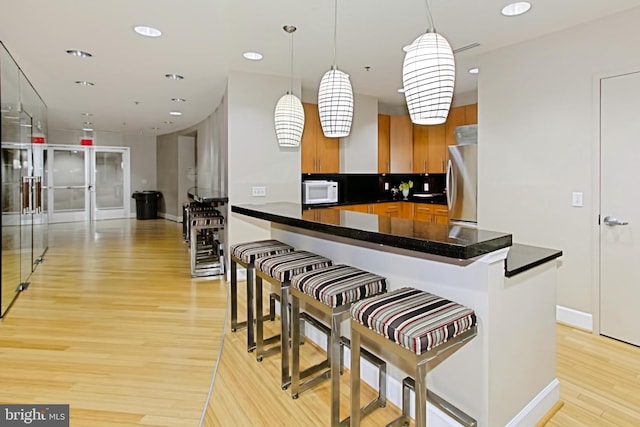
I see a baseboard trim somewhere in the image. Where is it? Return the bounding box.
[536,400,565,427]
[506,378,560,427]
[556,305,593,331]
[158,212,182,223]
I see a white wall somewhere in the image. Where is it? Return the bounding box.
[178,135,195,218]
[340,93,378,173]
[477,7,640,317]
[227,70,302,247]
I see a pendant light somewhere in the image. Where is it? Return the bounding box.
[274,25,305,147]
[317,0,353,138]
[402,0,455,125]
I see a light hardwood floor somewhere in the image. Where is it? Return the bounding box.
[2,219,639,426]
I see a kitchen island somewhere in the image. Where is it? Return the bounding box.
[231,202,561,427]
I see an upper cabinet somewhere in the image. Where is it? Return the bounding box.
[301,103,340,174]
[389,115,413,173]
[446,103,477,147]
[377,114,390,173]
[413,123,446,173]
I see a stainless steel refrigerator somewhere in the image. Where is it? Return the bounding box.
[446,125,478,224]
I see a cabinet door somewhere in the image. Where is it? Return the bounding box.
[317,131,340,173]
[378,114,391,173]
[401,202,414,219]
[374,202,402,217]
[433,205,449,224]
[445,106,465,147]
[413,204,435,223]
[319,209,341,224]
[413,124,428,174]
[464,103,478,125]
[426,124,446,173]
[301,103,318,173]
[390,115,413,173]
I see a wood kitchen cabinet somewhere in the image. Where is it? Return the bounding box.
[445,103,477,147]
[378,114,391,173]
[301,103,340,173]
[389,115,413,173]
[413,123,447,173]
[373,202,402,217]
[412,203,449,224]
[302,208,341,225]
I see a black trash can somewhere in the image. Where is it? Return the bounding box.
[132,191,161,220]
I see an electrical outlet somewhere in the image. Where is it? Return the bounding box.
[571,191,583,207]
[251,186,267,197]
[384,182,389,190]
[423,182,429,191]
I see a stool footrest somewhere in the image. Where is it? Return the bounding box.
[401,376,477,427]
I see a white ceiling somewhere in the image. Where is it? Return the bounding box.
[2,0,640,136]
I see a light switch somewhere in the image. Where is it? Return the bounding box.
[252,186,267,197]
[571,191,583,207]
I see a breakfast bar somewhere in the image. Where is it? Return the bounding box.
[231,202,562,427]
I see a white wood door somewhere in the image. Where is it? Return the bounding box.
[600,71,640,346]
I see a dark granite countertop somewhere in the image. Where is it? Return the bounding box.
[505,244,563,277]
[232,202,512,260]
[188,187,228,204]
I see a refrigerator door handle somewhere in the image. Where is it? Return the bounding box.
[446,159,453,209]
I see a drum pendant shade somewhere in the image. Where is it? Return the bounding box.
[318,68,353,138]
[274,93,304,147]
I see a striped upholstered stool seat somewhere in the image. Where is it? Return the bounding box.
[253,250,333,389]
[349,287,478,427]
[231,240,294,264]
[350,287,477,355]
[229,240,294,351]
[289,265,387,426]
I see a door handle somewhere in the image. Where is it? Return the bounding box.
[445,160,453,209]
[603,215,629,226]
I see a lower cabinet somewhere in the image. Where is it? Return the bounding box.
[302,209,341,224]
[335,202,448,223]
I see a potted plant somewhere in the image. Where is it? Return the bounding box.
[399,180,413,199]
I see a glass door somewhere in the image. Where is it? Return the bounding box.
[47,146,90,223]
[92,147,130,220]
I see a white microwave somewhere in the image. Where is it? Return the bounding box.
[302,180,338,204]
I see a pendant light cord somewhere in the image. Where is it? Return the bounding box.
[289,31,294,93]
[424,0,435,32]
[333,0,338,67]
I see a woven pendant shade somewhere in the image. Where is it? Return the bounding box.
[318,68,353,138]
[402,31,455,125]
[274,93,305,147]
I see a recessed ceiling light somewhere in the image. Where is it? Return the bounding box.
[83,121,93,125]
[163,121,174,124]
[468,67,479,74]
[75,81,94,86]
[243,51,263,61]
[81,112,93,116]
[501,2,531,17]
[169,111,182,116]
[133,25,162,37]
[151,127,160,131]
[165,73,184,80]
[66,50,92,58]
[397,88,406,93]
[171,97,186,102]
[83,127,93,132]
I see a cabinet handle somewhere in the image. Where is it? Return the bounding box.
[441,160,445,172]
[387,161,390,173]
[424,161,426,173]
[319,159,322,171]
[436,209,448,214]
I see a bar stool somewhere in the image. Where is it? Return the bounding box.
[289,264,388,427]
[190,212,224,277]
[350,287,478,427]
[230,240,294,351]
[254,250,333,389]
